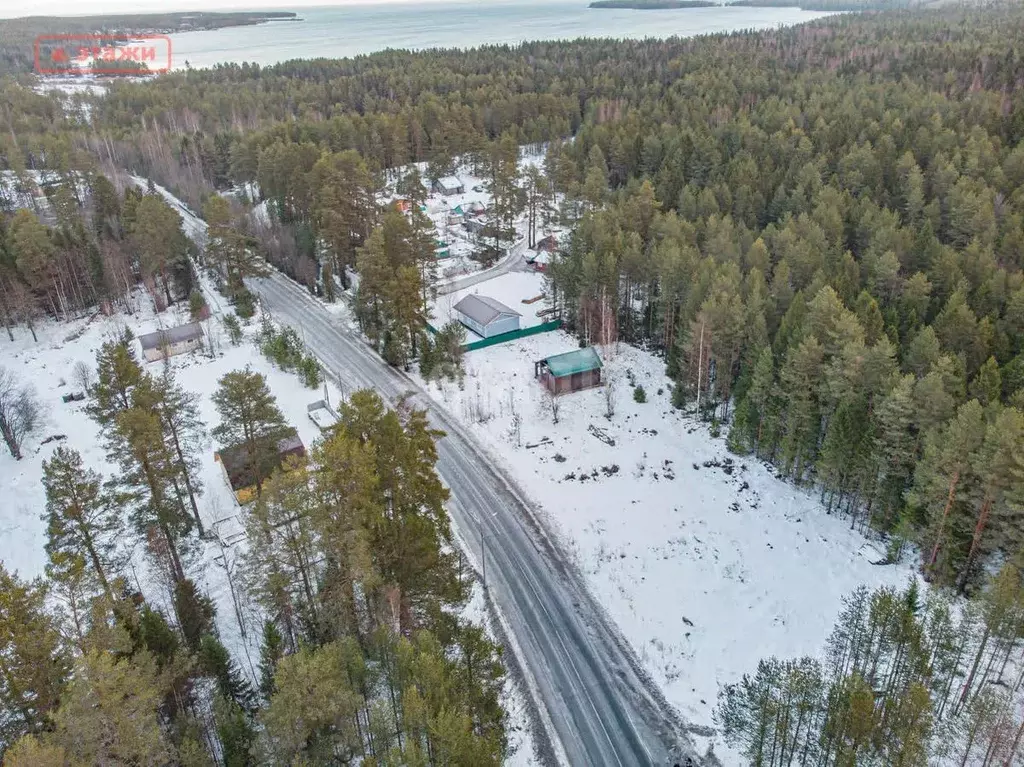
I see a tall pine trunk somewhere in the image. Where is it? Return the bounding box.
[956,495,993,593]
[927,469,960,573]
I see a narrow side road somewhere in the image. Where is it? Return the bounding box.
[252,272,701,767]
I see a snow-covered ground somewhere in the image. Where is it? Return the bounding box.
[414,331,916,759]
[0,295,342,665]
[430,270,552,337]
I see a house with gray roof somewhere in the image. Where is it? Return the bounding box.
[138,322,204,362]
[453,294,521,339]
[432,176,465,196]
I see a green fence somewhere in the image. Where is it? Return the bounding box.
[425,319,563,350]
[463,320,562,350]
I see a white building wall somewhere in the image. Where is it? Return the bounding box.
[485,315,520,338]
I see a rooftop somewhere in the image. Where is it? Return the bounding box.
[217,427,305,491]
[138,322,204,350]
[543,347,603,377]
[436,175,463,189]
[454,293,520,327]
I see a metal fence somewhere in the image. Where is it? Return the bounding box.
[425,319,562,351]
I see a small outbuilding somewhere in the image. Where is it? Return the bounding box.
[535,347,603,394]
[433,176,465,196]
[453,294,521,339]
[215,428,306,504]
[138,322,204,363]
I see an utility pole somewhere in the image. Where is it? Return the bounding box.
[695,319,705,415]
[481,528,487,590]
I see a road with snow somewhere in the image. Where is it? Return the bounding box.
[137,176,699,766]
[252,272,698,767]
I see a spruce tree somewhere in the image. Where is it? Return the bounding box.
[258,620,285,701]
[199,634,255,710]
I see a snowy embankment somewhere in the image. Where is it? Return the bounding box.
[414,333,916,757]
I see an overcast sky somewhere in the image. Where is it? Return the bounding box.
[0,0,461,20]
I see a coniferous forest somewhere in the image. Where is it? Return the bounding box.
[5,3,1024,764]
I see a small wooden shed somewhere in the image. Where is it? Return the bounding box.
[535,347,603,394]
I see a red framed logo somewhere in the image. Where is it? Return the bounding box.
[34,33,172,75]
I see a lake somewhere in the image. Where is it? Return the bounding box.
[166,0,832,69]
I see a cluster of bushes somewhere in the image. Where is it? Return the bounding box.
[258,318,321,388]
[419,321,466,383]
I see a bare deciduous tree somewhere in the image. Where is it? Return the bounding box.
[604,371,617,419]
[72,360,94,393]
[0,368,40,460]
[546,386,561,425]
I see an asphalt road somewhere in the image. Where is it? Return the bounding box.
[251,272,699,767]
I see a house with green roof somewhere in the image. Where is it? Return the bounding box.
[535,347,603,394]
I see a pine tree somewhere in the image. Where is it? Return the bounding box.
[203,194,266,303]
[130,194,189,307]
[484,134,523,262]
[908,399,986,584]
[111,393,192,584]
[211,367,289,498]
[242,460,321,635]
[338,391,463,634]
[956,406,1024,590]
[779,336,825,481]
[150,371,207,535]
[0,564,68,746]
[87,335,143,427]
[261,640,365,763]
[312,150,378,284]
[42,446,119,600]
[53,650,173,765]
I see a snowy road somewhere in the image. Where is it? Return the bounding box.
[251,272,698,767]
[435,236,528,295]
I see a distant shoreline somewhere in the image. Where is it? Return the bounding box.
[590,0,913,8]
[589,1,719,8]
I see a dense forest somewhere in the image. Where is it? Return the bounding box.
[5,3,1024,763]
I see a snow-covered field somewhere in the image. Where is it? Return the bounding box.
[430,270,552,336]
[415,332,916,757]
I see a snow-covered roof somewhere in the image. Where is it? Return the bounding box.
[435,175,463,191]
[542,347,602,377]
[453,294,521,327]
[138,322,203,350]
